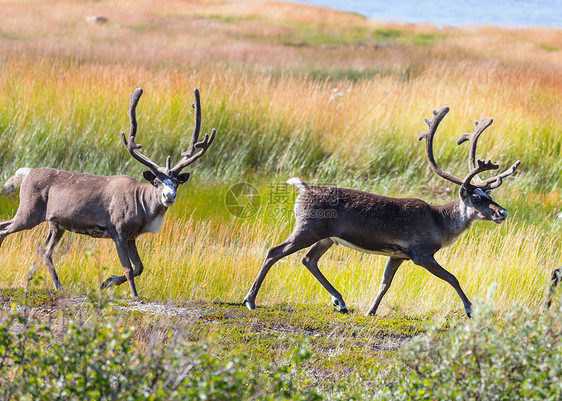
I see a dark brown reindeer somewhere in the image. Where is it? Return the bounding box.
[0,88,215,297]
[244,106,519,317]
[545,268,561,311]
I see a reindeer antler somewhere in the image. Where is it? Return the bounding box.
[121,88,162,176]
[122,88,216,178]
[418,106,465,187]
[170,88,216,175]
[461,159,499,191]
[457,118,494,173]
[484,160,520,190]
[456,117,520,191]
[418,106,518,192]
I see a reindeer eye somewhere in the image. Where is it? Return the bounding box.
[471,194,481,204]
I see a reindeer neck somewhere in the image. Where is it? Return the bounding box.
[433,198,475,245]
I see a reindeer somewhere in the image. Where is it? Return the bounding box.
[244,106,519,317]
[0,88,215,297]
[545,268,561,311]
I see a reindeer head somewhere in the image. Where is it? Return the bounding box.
[122,88,215,208]
[418,106,519,224]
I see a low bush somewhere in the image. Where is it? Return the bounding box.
[375,300,562,400]
[2,294,562,400]
[0,300,321,401]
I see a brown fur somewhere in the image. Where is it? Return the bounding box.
[0,88,216,297]
[244,107,518,317]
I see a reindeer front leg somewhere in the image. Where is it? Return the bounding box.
[100,235,138,297]
[413,254,472,318]
[114,237,138,297]
[127,239,145,278]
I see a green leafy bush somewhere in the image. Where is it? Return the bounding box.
[375,301,562,400]
[0,302,320,401]
[3,294,562,400]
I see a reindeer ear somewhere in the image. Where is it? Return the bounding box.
[177,172,190,184]
[142,170,156,183]
[459,186,468,198]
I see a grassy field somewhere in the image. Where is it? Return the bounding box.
[0,0,562,399]
[1,0,560,317]
[0,1,561,395]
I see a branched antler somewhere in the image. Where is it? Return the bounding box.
[480,160,521,190]
[461,159,499,191]
[418,106,519,192]
[456,117,520,190]
[121,88,162,176]
[170,88,216,174]
[184,87,202,157]
[418,106,465,186]
[122,88,216,178]
[457,118,494,173]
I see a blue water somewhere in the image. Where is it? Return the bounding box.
[294,0,562,28]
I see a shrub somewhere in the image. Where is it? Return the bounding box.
[0,301,321,401]
[374,301,562,400]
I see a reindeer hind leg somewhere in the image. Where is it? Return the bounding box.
[301,239,348,312]
[38,222,65,291]
[0,205,46,248]
[0,219,15,248]
[243,226,322,310]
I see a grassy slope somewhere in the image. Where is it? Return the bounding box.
[0,0,560,318]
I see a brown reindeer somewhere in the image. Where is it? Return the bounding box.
[545,268,561,311]
[244,106,519,317]
[0,88,215,297]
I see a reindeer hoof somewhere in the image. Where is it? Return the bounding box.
[332,298,347,313]
[243,298,255,310]
[100,275,120,290]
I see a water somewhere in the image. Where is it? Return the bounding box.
[293,0,562,28]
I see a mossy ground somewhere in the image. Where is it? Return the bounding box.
[0,288,429,383]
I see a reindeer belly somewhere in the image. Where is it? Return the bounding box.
[48,216,111,239]
[71,226,111,238]
[330,237,409,258]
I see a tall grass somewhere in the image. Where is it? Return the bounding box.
[0,184,558,317]
[1,58,560,192]
[0,0,561,316]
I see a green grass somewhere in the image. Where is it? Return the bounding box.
[130,22,160,32]
[539,43,558,51]
[1,71,559,195]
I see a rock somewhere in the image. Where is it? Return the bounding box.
[86,16,108,24]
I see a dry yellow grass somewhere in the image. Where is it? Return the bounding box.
[0,0,560,317]
[0,200,558,316]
